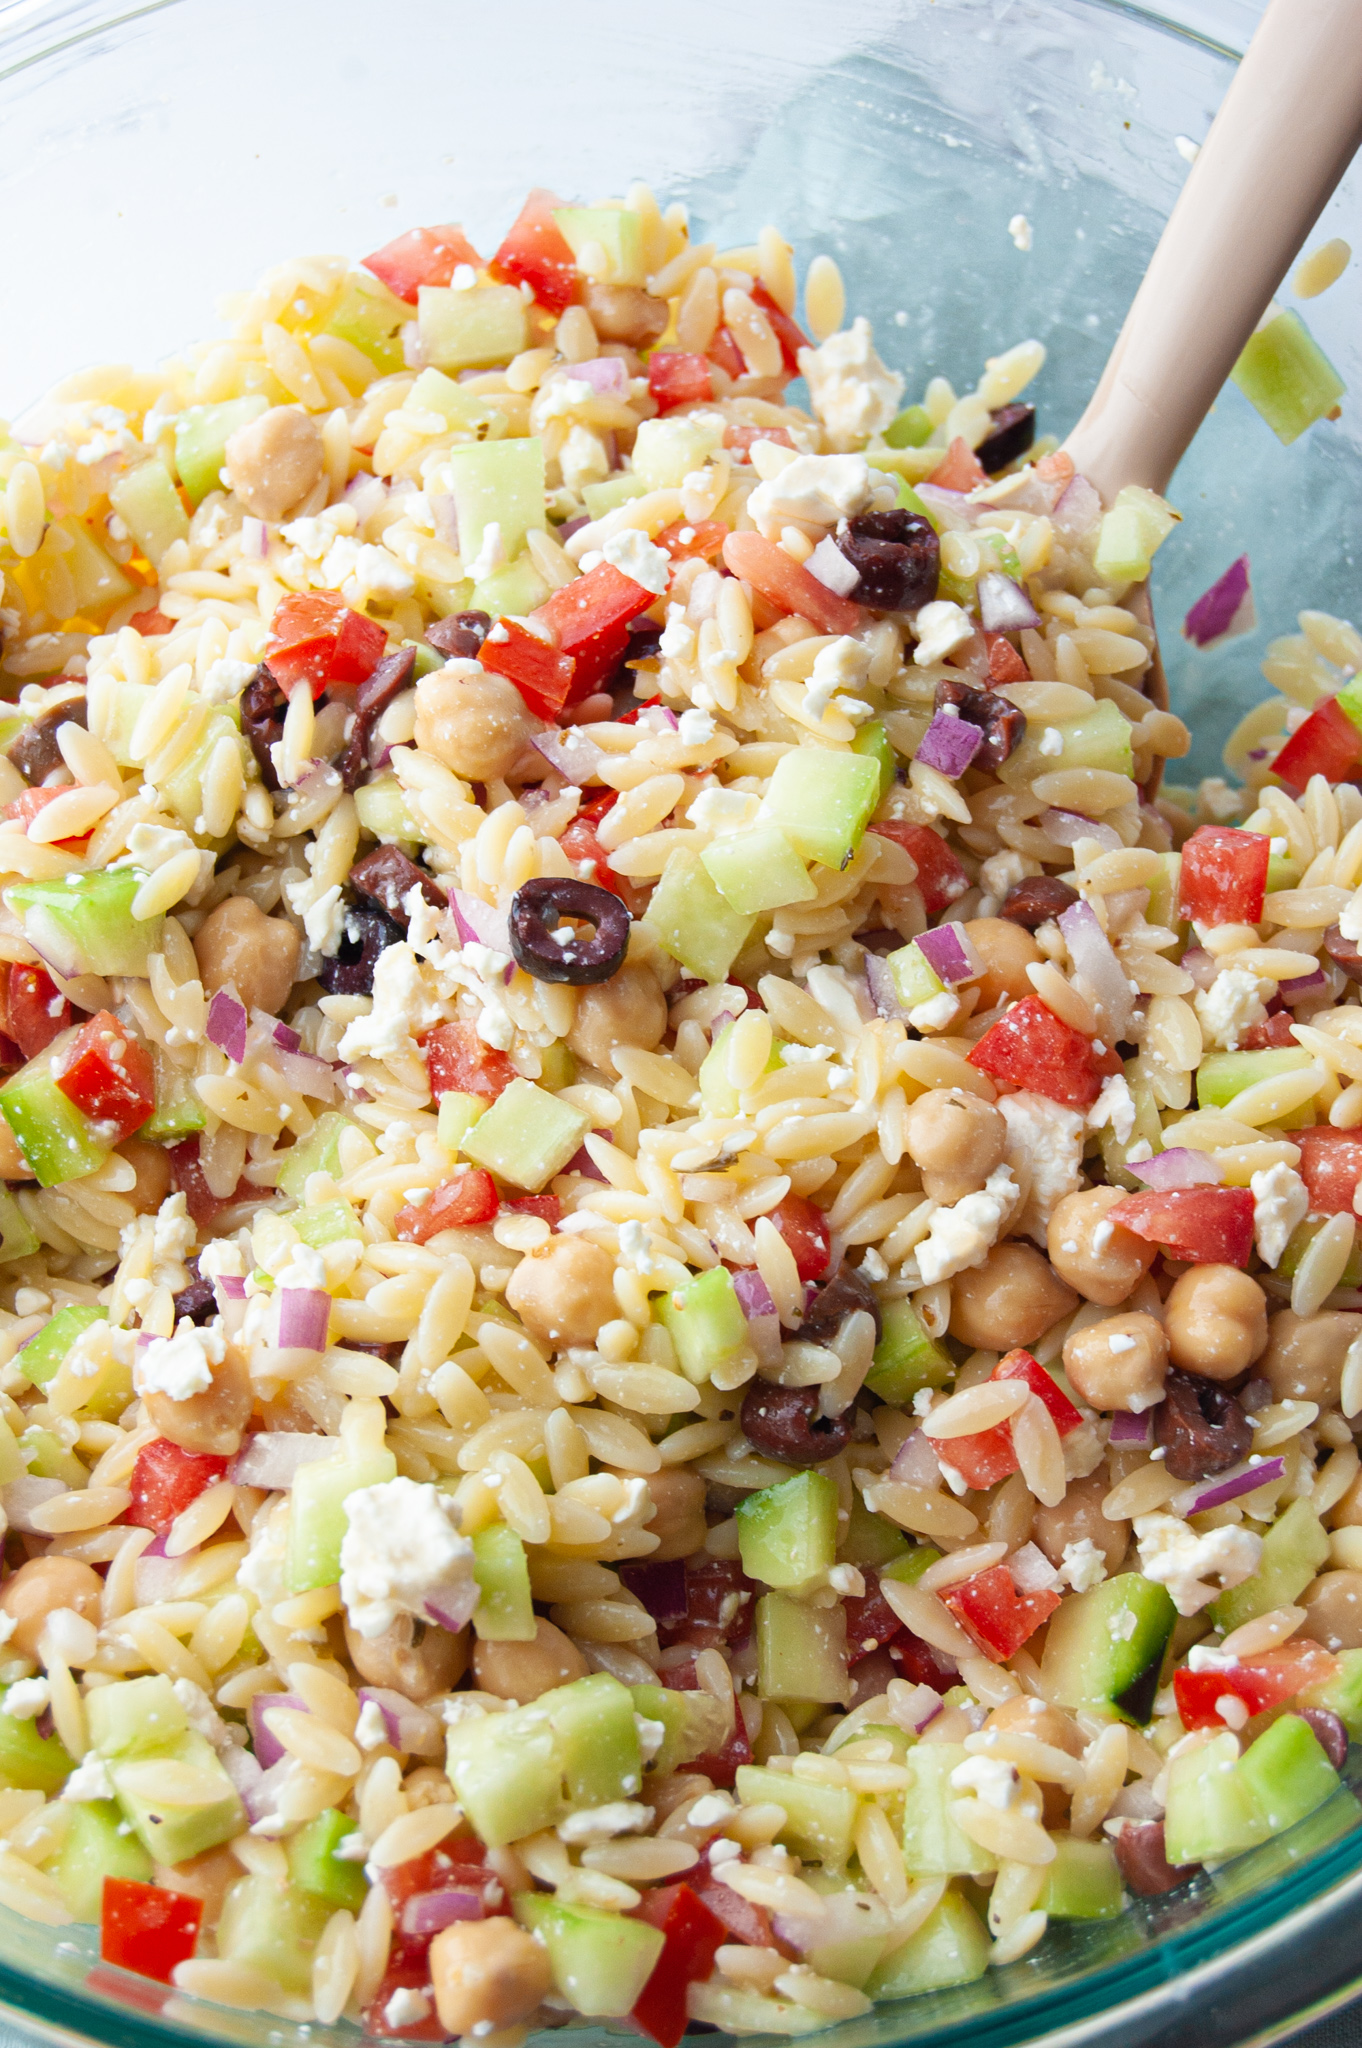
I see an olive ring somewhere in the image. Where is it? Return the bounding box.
[508,877,630,986]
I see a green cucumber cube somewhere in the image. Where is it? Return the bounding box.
[0,1691,73,1792]
[1301,1647,1362,1736]
[697,1020,780,1118]
[549,1673,643,1807]
[288,1808,367,1914]
[887,941,945,1010]
[446,1705,566,1846]
[582,474,649,519]
[900,1742,996,1876]
[471,1523,536,1641]
[109,461,189,566]
[1164,1730,1268,1866]
[1197,1047,1313,1109]
[417,285,528,374]
[6,869,165,980]
[755,1592,851,1705]
[1040,1834,1123,1918]
[16,1303,105,1390]
[0,1064,109,1187]
[354,772,422,846]
[1231,308,1346,445]
[437,1091,486,1152]
[631,417,726,492]
[55,1799,153,1921]
[864,1298,953,1404]
[643,845,756,984]
[852,719,897,801]
[277,1111,356,1201]
[460,1077,588,1192]
[1093,485,1179,588]
[110,1729,244,1865]
[629,1685,729,1779]
[407,367,497,436]
[139,1044,206,1143]
[735,1763,859,1868]
[218,1871,332,1996]
[161,709,246,836]
[701,825,816,916]
[841,1490,911,1569]
[515,1892,664,2017]
[737,1470,839,1589]
[884,405,934,450]
[1211,1498,1330,1635]
[175,397,270,506]
[655,1266,750,1386]
[759,748,882,870]
[443,438,547,569]
[881,1546,944,1586]
[292,1199,361,1250]
[89,1677,190,1759]
[286,1441,398,1593]
[0,1187,40,1265]
[999,696,1135,790]
[1239,1711,1339,1834]
[865,1890,990,1998]
[553,208,646,288]
[1039,1572,1176,1723]
[471,553,549,620]
[324,274,408,374]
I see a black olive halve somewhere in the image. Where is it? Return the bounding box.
[509,878,630,986]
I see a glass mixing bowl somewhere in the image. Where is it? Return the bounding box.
[1,3,1360,2044]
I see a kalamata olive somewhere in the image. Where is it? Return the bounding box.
[1325,924,1362,984]
[1239,1011,1298,1049]
[508,877,630,986]
[337,645,417,792]
[1001,875,1080,929]
[240,665,288,791]
[1154,1368,1253,1482]
[1293,1706,1349,1771]
[172,1274,216,1326]
[934,676,1025,770]
[976,403,1036,476]
[7,695,86,784]
[1113,1820,1201,1897]
[740,1383,852,1464]
[349,845,444,928]
[835,510,939,613]
[426,610,492,661]
[800,1264,883,1345]
[318,901,404,996]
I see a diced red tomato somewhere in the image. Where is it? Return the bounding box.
[1297,1126,1362,1217]
[722,529,863,637]
[659,1556,756,1650]
[1036,451,1075,489]
[395,1166,500,1243]
[707,326,747,382]
[968,994,1106,1109]
[378,1840,492,1920]
[423,1021,516,1102]
[1,786,92,853]
[478,616,577,720]
[1241,1010,1299,1049]
[2,963,72,1059]
[648,351,715,414]
[889,1630,960,1690]
[996,1348,1084,1435]
[128,1438,231,1534]
[53,1009,154,1140]
[101,1877,202,1984]
[490,189,579,312]
[265,592,388,698]
[362,1961,447,2040]
[1107,1186,1256,1266]
[722,424,795,460]
[559,817,629,902]
[691,1878,784,1955]
[665,1654,753,1787]
[1173,1643,1338,1731]
[127,607,176,637]
[168,1137,250,1228]
[749,282,810,375]
[942,1562,1061,1663]
[985,632,1030,685]
[654,517,729,564]
[367,1844,498,2034]
[631,1885,728,2048]
[362,224,483,304]
[844,1570,905,1664]
[532,562,653,699]
[1272,697,1362,795]
[769,1195,832,1282]
[928,437,989,492]
[927,1350,1081,1490]
[505,1193,561,1226]
[1177,824,1271,928]
[869,822,970,918]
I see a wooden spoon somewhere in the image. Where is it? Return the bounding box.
[1063,0,1362,738]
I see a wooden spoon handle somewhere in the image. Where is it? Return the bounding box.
[1064,0,1362,502]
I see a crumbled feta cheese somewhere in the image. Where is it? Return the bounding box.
[339,1475,476,1641]
[1008,214,1034,252]
[151,1191,197,1269]
[338,944,444,1064]
[557,1802,652,1843]
[535,377,594,420]
[980,851,1029,902]
[355,1699,391,1751]
[688,785,758,836]
[126,822,197,874]
[619,1218,663,1276]
[597,527,672,596]
[1251,1162,1310,1269]
[908,991,960,1034]
[384,1990,431,2030]
[1038,726,1063,757]
[678,707,716,745]
[708,1837,743,1866]
[804,635,873,724]
[1187,1642,1240,1672]
[913,600,975,667]
[635,1714,666,1761]
[828,1565,866,1597]
[999,1091,1085,1239]
[303,882,348,957]
[200,657,259,704]
[560,425,612,492]
[659,606,696,662]
[805,535,861,597]
[4,1677,50,1720]
[1060,1538,1107,1592]
[173,1677,235,1751]
[797,318,905,450]
[134,1318,224,1402]
[1088,1074,1136,1145]
[1134,1513,1263,1616]
[860,1247,889,1283]
[463,519,505,584]
[61,1752,116,1802]
[916,1166,1019,1286]
[1195,967,1271,1051]
[1339,888,1362,944]
[747,452,889,537]
[687,1793,736,1829]
[320,536,415,606]
[950,1755,1020,1809]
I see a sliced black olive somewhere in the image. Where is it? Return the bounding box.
[318,901,404,996]
[337,645,417,792]
[976,402,1036,475]
[835,509,940,612]
[349,844,444,927]
[508,878,630,986]
[426,610,492,661]
[240,664,288,792]
[7,695,87,784]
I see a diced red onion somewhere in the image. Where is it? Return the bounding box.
[532,728,606,786]
[270,1018,303,1054]
[617,1559,689,1626]
[890,1430,943,1487]
[220,1743,264,1803]
[277,1050,337,1103]
[214,1274,246,1302]
[1052,473,1103,537]
[1128,1147,1222,1190]
[977,571,1040,633]
[1183,555,1255,649]
[863,951,913,1024]
[1108,1409,1153,1446]
[638,704,681,733]
[1279,970,1326,1005]
[206,990,248,1064]
[276,1289,331,1355]
[1059,896,1135,1039]
[402,1889,485,1936]
[1180,945,1219,991]
[227,1432,336,1489]
[916,711,983,779]
[1,1477,65,1532]
[1007,1542,1059,1593]
[805,536,861,597]
[249,1692,307,1771]
[1174,1454,1286,1517]
[449,889,512,957]
[241,1755,294,1824]
[914,483,976,529]
[1042,808,1122,853]
[356,1686,444,1757]
[914,921,981,988]
[733,1269,777,1320]
[564,1138,609,1182]
[567,358,629,398]
[134,1551,191,1605]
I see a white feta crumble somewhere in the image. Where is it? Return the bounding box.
[913,600,975,667]
[747,451,890,537]
[384,1990,431,2030]
[3,1678,50,1720]
[557,1802,652,1843]
[1134,1513,1263,1616]
[1187,1641,1240,1672]
[916,1165,1019,1286]
[1251,1162,1310,1269]
[804,635,873,724]
[1008,214,1034,252]
[677,707,716,745]
[303,882,348,957]
[908,991,960,1034]
[999,1091,1085,1239]
[598,527,672,596]
[61,1752,116,1802]
[659,606,696,661]
[134,1318,224,1402]
[805,534,861,597]
[321,537,415,606]
[338,944,444,1064]
[687,1793,737,1829]
[688,785,759,835]
[1088,1074,1137,1146]
[797,318,905,449]
[1339,888,1362,945]
[1060,1538,1107,1593]
[1108,1334,1137,1354]
[125,821,198,873]
[339,1475,476,1641]
[463,519,505,584]
[950,1755,1020,1809]
[635,1714,666,1761]
[560,425,612,493]
[860,1247,889,1283]
[200,656,259,704]
[619,1218,663,1276]
[1194,967,1271,1051]
[1037,726,1063,757]
[355,1698,390,1751]
[708,1837,743,1867]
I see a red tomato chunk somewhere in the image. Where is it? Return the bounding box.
[266,592,388,698]
[1172,1643,1337,1731]
[396,1166,500,1242]
[750,282,810,374]
[654,517,729,564]
[128,1438,230,1534]
[928,1349,1081,1489]
[870,823,970,919]
[1177,824,1271,928]
[968,994,1106,1109]
[942,1562,1060,1663]
[647,352,715,414]
[558,817,628,902]
[928,437,989,492]
[532,562,653,699]
[1297,1126,1362,1216]
[769,1195,832,1282]
[722,530,863,637]
[631,1884,728,2048]
[423,1021,516,1102]
[1,787,92,853]
[2,963,72,1059]
[362,224,483,304]
[490,189,579,313]
[479,617,577,720]
[54,1009,154,1139]
[101,1877,202,1984]
[1273,696,1362,795]
[1107,1186,1256,1266]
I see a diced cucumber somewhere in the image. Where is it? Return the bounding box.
[55,1799,152,1921]
[1040,1835,1123,1919]
[174,397,270,507]
[655,1266,750,1386]
[552,1673,644,1807]
[460,1076,589,1192]
[1231,308,1346,445]
[806,1910,893,1991]
[161,707,247,836]
[16,1303,105,1390]
[109,460,189,566]
[323,274,409,374]
[1198,1047,1313,1109]
[471,1523,536,1641]
[88,1676,189,1759]
[737,1470,839,1589]
[1238,1711,1339,1834]
[553,208,646,288]
[884,405,934,450]
[900,1742,996,1876]
[1039,1572,1176,1724]
[841,1489,912,1569]
[0,1187,40,1265]
[865,1890,991,1998]
[6,869,165,980]
[406,367,497,437]
[887,940,946,1010]
[864,1298,953,1405]
[629,1684,729,1779]
[852,719,897,802]
[288,1808,367,1914]
[631,417,727,492]
[437,1091,486,1152]
[292,1199,361,1249]
[999,697,1134,789]
[882,1546,944,1586]
[0,1692,73,1792]
[139,1044,206,1143]
[1211,1498,1330,1635]
[19,1424,86,1485]
[582,473,649,519]
[445,1674,642,1846]
[417,284,528,374]
[0,1063,109,1187]
[471,552,549,620]
[735,1763,859,1868]
[1093,485,1180,589]
[0,1423,23,1489]
[13,516,136,624]
[353,772,422,846]
[759,748,882,871]
[217,1872,332,1996]
[697,1020,781,1118]
[277,1111,357,1201]
[1164,1730,1269,1866]
[643,845,756,984]
[443,438,546,570]
[1301,1647,1362,1736]
[514,1893,664,2018]
[701,824,816,916]
[286,1440,398,1593]
[110,1729,244,1864]
[755,1592,851,1705]
[538,1040,577,1092]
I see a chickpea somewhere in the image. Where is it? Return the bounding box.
[963,918,1042,1010]
[1330,1466,1362,1530]
[473,1618,588,1702]
[950,1242,1077,1352]
[429,1915,554,2037]
[1164,1265,1267,1383]
[505,1236,618,1349]
[1302,1570,1362,1652]
[142,1347,252,1456]
[154,1847,238,1924]
[414,668,539,784]
[344,1614,469,1703]
[1063,1313,1168,1414]
[1033,1469,1129,1576]
[1048,1187,1156,1307]
[645,1469,707,1562]
[903,1090,1007,1204]
[1261,1308,1362,1407]
[566,962,667,1076]
[582,283,670,349]
[119,1136,174,1215]
[985,1693,1084,1758]
[193,897,300,1016]
[0,1557,102,1661]
[223,405,324,523]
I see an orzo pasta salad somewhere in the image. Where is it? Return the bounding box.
[0,183,1359,2042]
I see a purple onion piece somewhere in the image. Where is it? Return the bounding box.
[1176,1454,1286,1517]
[1041,808,1123,853]
[733,1269,777,1320]
[1279,970,1327,1004]
[914,921,980,988]
[1180,946,1219,991]
[532,728,606,786]
[1108,1409,1153,1446]
[424,1580,480,1634]
[1059,895,1135,1039]
[449,889,512,957]
[241,1755,294,1824]
[977,571,1040,633]
[249,1692,307,1771]
[356,1687,444,1757]
[917,711,983,779]
[566,357,629,398]
[863,951,913,1023]
[1052,473,1103,537]
[277,1050,338,1103]
[227,1432,336,1489]
[206,989,248,1065]
[1183,556,1255,650]
[276,1289,331,1354]
[402,1889,485,1936]
[1127,1147,1223,1191]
